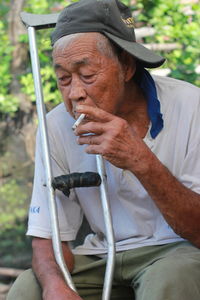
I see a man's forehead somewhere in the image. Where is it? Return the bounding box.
[53,34,101,59]
[53,57,90,70]
[52,33,107,69]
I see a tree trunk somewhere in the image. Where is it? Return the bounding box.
[7,0,37,161]
[8,0,33,113]
[8,0,27,94]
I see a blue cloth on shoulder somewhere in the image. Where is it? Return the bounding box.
[140,69,164,138]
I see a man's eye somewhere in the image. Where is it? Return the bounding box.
[82,74,95,82]
[58,76,71,85]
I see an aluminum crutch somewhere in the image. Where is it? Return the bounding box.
[20,12,115,300]
[20,12,76,292]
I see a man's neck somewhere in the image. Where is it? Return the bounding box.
[117,80,150,138]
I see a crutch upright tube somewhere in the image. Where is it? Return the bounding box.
[27,26,76,292]
[96,154,116,300]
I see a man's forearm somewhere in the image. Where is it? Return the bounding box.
[32,237,76,299]
[134,152,200,247]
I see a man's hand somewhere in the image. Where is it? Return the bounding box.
[75,104,153,175]
[43,285,83,300]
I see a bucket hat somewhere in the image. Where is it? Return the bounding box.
[51,0,165,68]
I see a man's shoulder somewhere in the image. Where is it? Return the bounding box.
[153,75,199,93]
[153,75,200,107]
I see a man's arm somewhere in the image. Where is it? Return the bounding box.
[32,237,83,300]
[75,104,200,248]
[134,151,200,247]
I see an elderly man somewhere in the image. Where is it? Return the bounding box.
[8,0,200,299]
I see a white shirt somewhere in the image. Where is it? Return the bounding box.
[27,76,200,255]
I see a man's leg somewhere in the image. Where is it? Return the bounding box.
[6,269,42,300]
[130,242,200,300]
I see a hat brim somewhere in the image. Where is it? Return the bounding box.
[104,32,165,68]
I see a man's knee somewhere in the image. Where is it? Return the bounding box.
[7,269,42,300]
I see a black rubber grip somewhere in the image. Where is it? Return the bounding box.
[52,172,101,197]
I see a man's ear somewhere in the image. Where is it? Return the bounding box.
[120,51,136,82]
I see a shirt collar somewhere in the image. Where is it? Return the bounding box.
[140,69,164,138]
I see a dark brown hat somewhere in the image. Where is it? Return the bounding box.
[51,0,165,68]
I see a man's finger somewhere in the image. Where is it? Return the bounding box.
[84,144,105,156]
[76,104,114,123]
[77,134,102,146]
[75,121,104,136]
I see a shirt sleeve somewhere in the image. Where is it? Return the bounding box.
[27,127,83,241]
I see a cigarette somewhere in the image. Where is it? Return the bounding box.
[72,113,86,130]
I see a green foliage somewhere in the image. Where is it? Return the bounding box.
[24,0,77,14]
[0,131,34,267]
[0,18,19,115]
[0,179,28,230]
[0,94,19,116]
[20,66,62,105]
[0,220,32,268]
[20,27,63,106]
[135,0,200,86]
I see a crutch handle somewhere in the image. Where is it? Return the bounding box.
[20,12,58,29]
[52,172,101,197]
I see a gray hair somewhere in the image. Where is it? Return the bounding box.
[53,32,122,61]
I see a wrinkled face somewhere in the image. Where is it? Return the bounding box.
[52,33,128,119]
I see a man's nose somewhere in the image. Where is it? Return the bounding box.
[68,76,87,102]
